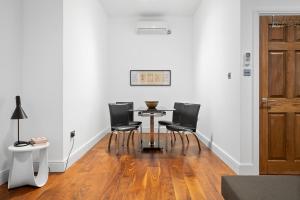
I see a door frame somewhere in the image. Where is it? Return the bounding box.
[253,10,300,174]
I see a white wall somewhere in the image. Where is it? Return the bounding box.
[21,0,64,164]
[63,0,109,162]
[107,17,194,126]
[0,0,109,181]
[0,0,22,184]
[193,0,241,173]
[240,0,300,174]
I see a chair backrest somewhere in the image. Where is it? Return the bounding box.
[179,103,201,132]
[116,102,134,121]
[172,102,184,123]
[108,103,130,128]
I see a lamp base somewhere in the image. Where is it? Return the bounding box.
[14,141,29,147]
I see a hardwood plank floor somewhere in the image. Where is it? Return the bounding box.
[0,133,235,200]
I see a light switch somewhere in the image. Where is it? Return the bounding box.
[227,72,232,79]
[243,69,251,76]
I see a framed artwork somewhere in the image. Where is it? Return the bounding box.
[130,70,171,86]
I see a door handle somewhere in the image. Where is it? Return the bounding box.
[261,97,268,103]
[261,97,275,109]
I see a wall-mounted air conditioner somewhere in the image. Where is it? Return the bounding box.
[136,21,171,35]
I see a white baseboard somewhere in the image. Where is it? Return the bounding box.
[196,131,258,175]
[64,127,109,170]
[0,128,109,186]
[49,161,66,172]
[0,169,9,186]
[33,160,66,173]
[239,163,259,175]
[33,128,109,173]
[196,131,240,174]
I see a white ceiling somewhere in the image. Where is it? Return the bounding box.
[99,0,201,17]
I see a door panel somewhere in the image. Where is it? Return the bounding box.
[295,114,300,160]
[295,52,300,97]
[268,51,286,97]
[295,25,300,41]
[268,25,287,41]
[268,113,287,160]
[260,16,300,174]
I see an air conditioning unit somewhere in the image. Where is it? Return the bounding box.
[136,21,171,35]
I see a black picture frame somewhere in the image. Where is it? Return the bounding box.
[130,70,171,86]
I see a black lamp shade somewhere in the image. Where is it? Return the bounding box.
[10,96,29,147]
[11,96,28,119]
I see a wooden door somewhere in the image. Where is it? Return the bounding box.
[260,16,300,174]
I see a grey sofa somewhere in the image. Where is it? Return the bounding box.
[222,176,300,200]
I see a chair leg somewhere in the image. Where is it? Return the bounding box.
[140,130,143,149]
[139,133,142,150]
[178,132,185,155]
[158,124,160,133]
[116,133,119,155]
[172,131,177,142]
[170,131,175,150]
[158,129,161,148]
[122,131,126,147]
[108,132,114,151]
[127,130,133,148]
[115,132,118,142]
[165,130,168,152]
[192,132,201,153]
[171,131,174,146]
[186,134,190,144]
[131,130,135,146]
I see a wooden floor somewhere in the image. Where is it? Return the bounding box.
[0,133,235,200]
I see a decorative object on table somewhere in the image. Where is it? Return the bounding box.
[30,137,48,146]
[8,142,50,189]
[145,101,159,109]
[130,70,171,86]
[11,96,29,147]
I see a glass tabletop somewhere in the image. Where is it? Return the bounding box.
[131,106,175,112]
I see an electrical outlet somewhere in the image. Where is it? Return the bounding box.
[70,130,75,138]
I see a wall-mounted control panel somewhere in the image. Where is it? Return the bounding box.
[244,51,251,67]
[243,51,252,77]
[243,69,251,76]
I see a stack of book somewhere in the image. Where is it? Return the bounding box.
[30,137,48,146]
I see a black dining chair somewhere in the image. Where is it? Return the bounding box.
[116,102,142,133]
[116,102,143,147]
[108,103,138,154]
[158,102,184,144]
[166,103,201,154]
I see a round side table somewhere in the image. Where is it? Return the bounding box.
[8,142,50,189]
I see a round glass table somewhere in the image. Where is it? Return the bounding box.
[134,107,174,151]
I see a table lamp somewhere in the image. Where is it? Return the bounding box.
[11,96,29,147]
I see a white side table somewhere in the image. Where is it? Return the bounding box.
[8,142,50,189]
